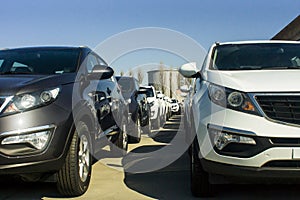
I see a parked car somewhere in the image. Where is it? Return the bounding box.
[140,85,162,129]
[115,76,151,142]
[163,95,172,120]
[0,46,128,197]
[170,98,180,115]
[179,40,300,197]
[156,91,167,126]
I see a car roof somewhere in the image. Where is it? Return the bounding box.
[216,40,300,46]
[140,85,153,89]
[0,46,92,53]
[115,76,138,81]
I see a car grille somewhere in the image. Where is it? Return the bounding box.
[255,95,300,125]
[263,161,300,168]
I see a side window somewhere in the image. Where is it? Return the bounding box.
[0,59,4,69]
[97,57,107,66]
[86,54,99,73]
[11,62,32,73]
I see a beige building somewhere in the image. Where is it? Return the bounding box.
[147,69,184,99]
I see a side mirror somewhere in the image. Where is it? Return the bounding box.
[88,65,114,80]
[178,62,199,78]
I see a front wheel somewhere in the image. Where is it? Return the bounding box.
[128,115,141,143]
[56,122,92,197]
[190,138,212,197]
[112,122,128,156]
[153,115,160,130]
[142,119,151,135]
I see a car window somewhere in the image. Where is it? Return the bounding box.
[97,56,107,66]
[211,43,300,70]
[0,60,4,68]
[86,53,99,73]
[11,62,33,73]
[144,88,154,97]
[0,49,80,74]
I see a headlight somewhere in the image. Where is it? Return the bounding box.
[3,87,60,114]
[208,84,259,115]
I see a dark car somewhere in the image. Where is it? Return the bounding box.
[0,46,128,196]
[115,76,151,143]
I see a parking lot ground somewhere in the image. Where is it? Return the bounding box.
[2,115,300,199]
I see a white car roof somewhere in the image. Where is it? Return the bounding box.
[216,40,300,46]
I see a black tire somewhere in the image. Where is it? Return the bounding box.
[161,114,166,127]
[153,115,160,130]
[128,115,141,143]
[112,121,128,156]
[190,138,212,197]
[56,122,92,197]
[142,119,151,135]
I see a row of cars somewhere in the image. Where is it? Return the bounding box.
[0,45,181,197]
[115,76,181,142]
[140,86,181,129]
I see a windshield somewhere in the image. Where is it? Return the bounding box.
[211,43,300,70]
[144,88,154,97]
[0,48,80,75]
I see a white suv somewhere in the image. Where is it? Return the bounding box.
[140,86,162,129]
[179,40,300,197]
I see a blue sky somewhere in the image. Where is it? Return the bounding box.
[1,0,299,75]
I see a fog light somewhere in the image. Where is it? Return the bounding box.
[2,131,51,150]
[210,129,256,150]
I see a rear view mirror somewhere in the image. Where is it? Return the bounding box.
[178,62,199,78]
[88,65,114,80]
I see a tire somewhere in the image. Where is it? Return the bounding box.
[153,115,160,130]
[142,119,151,135]
[56,122,92,197]
[128,115,141,143]
[190,138,212,197]
[112,121,128,156]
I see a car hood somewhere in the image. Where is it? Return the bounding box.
[205,70,300,92]
[0,73,76,95]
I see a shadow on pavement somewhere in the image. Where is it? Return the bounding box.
[0,176,60,199]
[123,151,193,200]
[123,115,196,199]
[123,115,300,199]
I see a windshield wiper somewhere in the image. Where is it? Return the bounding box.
[264,66,300,70]
[239,66,263,70]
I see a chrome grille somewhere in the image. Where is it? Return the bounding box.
[255,95,300,125]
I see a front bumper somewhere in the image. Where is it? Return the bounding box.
[0,103,73,174]
[195,97,300,175]
[202,158,300,178]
